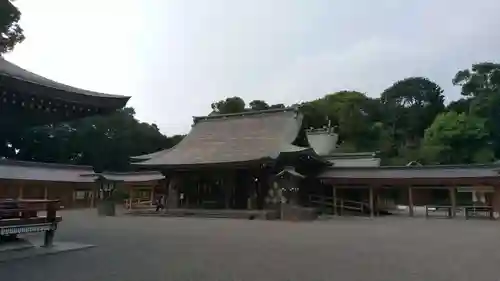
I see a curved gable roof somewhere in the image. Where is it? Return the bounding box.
[0,57,130,108]
[135,108,309,168]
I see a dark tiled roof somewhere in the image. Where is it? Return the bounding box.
[89,171,165,182]
[276,166,305,178]
[317,165,500,179]
[0,159,95,182]
[0,57,130,108]
[324,152,378,159]
[130,148,173,161]
[135,108,309,167]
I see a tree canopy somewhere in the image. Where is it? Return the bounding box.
[421,112,493,164]
[0,0,24,54]
[2,2,499,167]
[208,67,500,165]
[4,108,183,171]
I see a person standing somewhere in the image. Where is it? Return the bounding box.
[155,195,164,212]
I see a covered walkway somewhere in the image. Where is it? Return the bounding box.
[316,164,500,218]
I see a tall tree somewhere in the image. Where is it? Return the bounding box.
[0,0,24,54]
[421,112,493,164]
[10,108,182,171]
[453,63,500,157]
[453,62,500,97]
[211,96,246,114]
[380,77,445,147]
[249,100,270,111]
[301,91,380,152]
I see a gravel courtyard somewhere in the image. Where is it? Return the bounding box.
[1,209,500,281]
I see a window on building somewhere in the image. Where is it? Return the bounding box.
[74,190,88,200]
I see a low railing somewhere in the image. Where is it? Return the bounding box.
[309,194,367,214]
[424,205,454,218]
[0,199,62,247]
[424,204,495,220]
[124,198,153,209]
[464,205,494,220]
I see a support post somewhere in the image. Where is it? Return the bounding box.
[321,187,327,214]
[332,187,337,215]
[491,185,500,219]
[167,177,179,209]
[18,182,23,199]
[44,186,48,200]
[225,180,230,209]
[369,186,374,218]
[90,186,96,208]
[72,184,76,207]
[150,186,155,206]
[43,202,57,247]
[450,187,456,218]
[408,186,414,217]
[128,186,133,210]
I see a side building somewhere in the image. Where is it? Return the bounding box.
[0,159,164,209]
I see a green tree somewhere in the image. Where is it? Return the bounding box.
[269,103,285,109]
[421,112,493,164]
[453,62,500,97]
[211,97,246,114]
[10,107,182,171]
[249,100,270,111]
[453,63,500,157]
[381,77,445,147]
[301,91,380,152]
[0,0,24,53]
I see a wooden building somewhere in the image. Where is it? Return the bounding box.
[132,109,500,220]
[133,107,329,211]
[317,164,500,217]
[0,159,164,209]
[0,54,134,206]
[0,56,129,130]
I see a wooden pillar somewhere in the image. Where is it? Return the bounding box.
[491,185,500,218]
[18,182,23,199]
[150,186,155,205]
[321,185,327,214]
[128,185,133,210]
[167,176,179,209]
[44,186,48,199]
[332,186,337,215]
[408,186,414,217]
[369,186,374,218]
[72,184,76,207]
[224,182,230,209]
[449,187,457,218]
[90,185,96,208]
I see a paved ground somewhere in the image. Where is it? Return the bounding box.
[1,209,500,281]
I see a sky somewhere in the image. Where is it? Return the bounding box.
[5,0,500,135]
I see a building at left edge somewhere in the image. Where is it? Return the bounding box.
[0,57,165,208]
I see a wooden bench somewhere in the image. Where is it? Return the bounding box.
[0,199,62,247]
[464,205,494,220]
[425,205,454,218]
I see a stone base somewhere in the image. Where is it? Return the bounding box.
[128,208,275,220]
[0,241,95,263]
[97,201,116,216]
[281,205,318,221]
